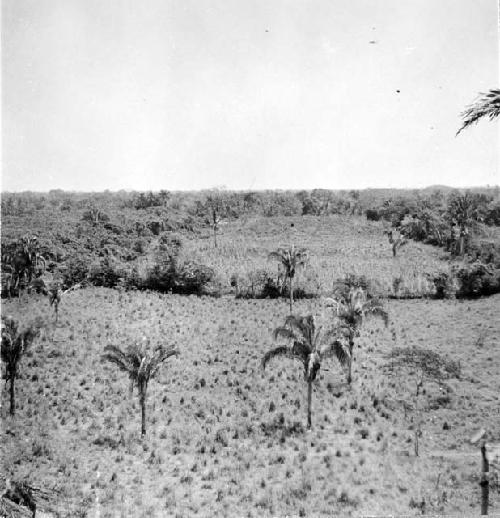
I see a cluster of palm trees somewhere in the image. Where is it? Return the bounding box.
[262,283,388,429]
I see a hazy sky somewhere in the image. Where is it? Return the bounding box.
[2,0,499,192]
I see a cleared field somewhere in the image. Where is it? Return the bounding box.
[183,215,450,297]
[2,285,499,517]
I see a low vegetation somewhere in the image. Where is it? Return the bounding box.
[1,189,500,516]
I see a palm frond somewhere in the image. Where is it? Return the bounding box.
[272,326,298,342]
[149,347,179,378]
[363,299,389,326]
[261,346,304,370]
[283,314,315,342]
[457,88,500,135]
[102,344,135,374]
[320,340,350,366]
[268,250,286,262]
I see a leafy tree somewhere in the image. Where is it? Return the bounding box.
[457,88,500,134]
[269,245,308,313]
[387,346,461,455]
[261,315,349,429]
[1,316,43,415]
[102,342,178,436]
[328,288,388,384]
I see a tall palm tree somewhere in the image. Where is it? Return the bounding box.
[329,288,388,384]
[457,88,500,135]
[269,245,308,313]
[261,315,349,429]
[1,316,42,415]
[102,342,178,436]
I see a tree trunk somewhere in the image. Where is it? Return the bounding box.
[307,380,312,429]
[9,375,15,416]
[347,339,354,384]
[140,395,146,436]
[289,276,293,314]
[214,227,218,248]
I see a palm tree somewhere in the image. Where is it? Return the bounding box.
[1,316,42,415]
[329,288,388,384]
[457,88,500,135]
[102,342,178,436]
[261,315,349,429]
[269,245,308,313]
[445,192,484,256]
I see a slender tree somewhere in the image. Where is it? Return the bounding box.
[385,230,407,257]
[269,245,308,313]
[205,190,228,248]
[1,316,42,415]
[102,342,178,436]
[262,315,349,429]
[457,88,500,135]
[329,288,388,384]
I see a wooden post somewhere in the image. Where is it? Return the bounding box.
[480,443,489,515]
[471,429,489,516]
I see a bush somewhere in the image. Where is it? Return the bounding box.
[235,269,275,299]
[60,257,89,287]
[332,274,375,300]
[174,261,217,295]
[467,241,500,268]
[454,261,500,298]
[427,272,455,299]
[365,209,381,222]
[88,258,121,288]
[142,256,216,295]
[485,200,500,226]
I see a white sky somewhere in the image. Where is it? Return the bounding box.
[2,0,499,192]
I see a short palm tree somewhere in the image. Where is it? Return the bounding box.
[102,342,178,436]
[261,315,349,429]
[1,316,42,415]
[269,245,308,313]
[457,88,500,135]
[329,288,388,384]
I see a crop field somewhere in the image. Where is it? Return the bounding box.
[182,215,447,297]
[2,216,500,517]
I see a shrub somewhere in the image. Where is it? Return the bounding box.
[332,274,375,300]
[142,256,216,295]
[60,256,89,287]
[174,261,217,295]
[88,258,121,288]
[485,200,500,226]
[365,208,381,221]
[467,241,500,268]
[454,261,500,298]
[427,272,456,299]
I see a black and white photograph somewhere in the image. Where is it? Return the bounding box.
[1,1,500,516]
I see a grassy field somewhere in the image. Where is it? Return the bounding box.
[2,216,499,517]
[182,215,449,297]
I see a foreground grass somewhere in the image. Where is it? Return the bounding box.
[2,288,499,517]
